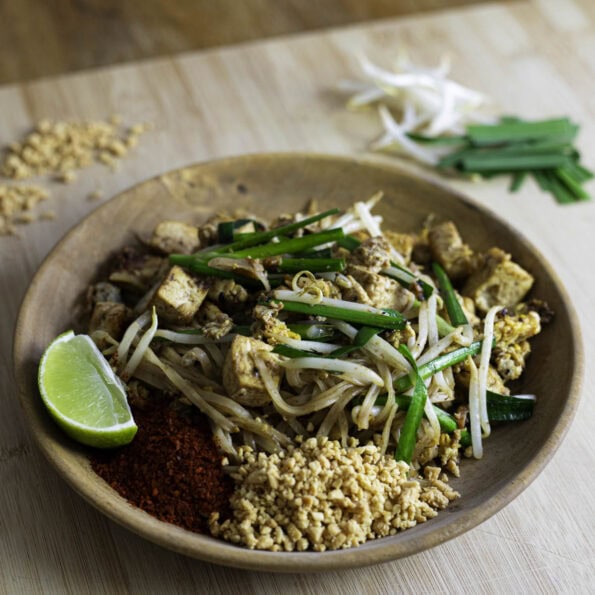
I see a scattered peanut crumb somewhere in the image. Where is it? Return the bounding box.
[209,437,459,552]
[1,118,151,182]
[88,189,104,201]
[0,184,49,235]
[0,117,152,237]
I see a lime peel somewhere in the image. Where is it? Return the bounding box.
[38,331,137,448]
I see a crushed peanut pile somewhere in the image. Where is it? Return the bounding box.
[209,437,459,552]
[2,118,151,181]
[0,117,151,236]
[0,184,51,236]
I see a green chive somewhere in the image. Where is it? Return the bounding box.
[277,300,406,330]
[509,171,527,193]
[394,345,428,464]
[168,255,261,286]
[467,118,578,146]
[227,228,344,259]
[216,208,340,254]
[326,326,381,358]
[336,235,362,251]
[461,153,571,173]
[394,341,484,393]
[432,262,468,327]
[277,257,345,274]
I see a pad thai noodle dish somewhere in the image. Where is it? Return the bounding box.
[79,194,552,552]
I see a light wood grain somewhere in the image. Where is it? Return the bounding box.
[2,0,595,591]
[0,0,499,85]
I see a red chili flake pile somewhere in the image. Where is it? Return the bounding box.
[91,400,233,533]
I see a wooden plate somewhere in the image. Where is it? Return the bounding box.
[13,154,583,572]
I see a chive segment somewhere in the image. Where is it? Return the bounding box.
[326,326,381,359]
[394,345,428,464]
[277,257,345,273]
[434,117,591,204]
[226,228,344,259]
[277,300,406,330]
[432,262,468,327]
[168,255,261,286]
[216,208,340,254]
[393,341,483,393]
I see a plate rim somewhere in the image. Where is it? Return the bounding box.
[13,152,585,572]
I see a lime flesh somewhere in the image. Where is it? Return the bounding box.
[38,331,137,448]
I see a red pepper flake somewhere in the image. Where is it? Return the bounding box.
[91,400,233,533]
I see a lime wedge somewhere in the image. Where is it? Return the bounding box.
[38,331,137,448]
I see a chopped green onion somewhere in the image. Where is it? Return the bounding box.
[217,218,265,243]
[168,255,261,286]
[433,117,591,204]
[394,345,428,464]
[227,228,344,260]
[432,262,468,327]
[277,257,345,274]
[554,167,591,201]
[336,235,362,251]
[509,172,527,193]
[406,133,467,146]
[292,247,333,258]
[277,299,406,330]
[394,340,484,393]
[326,326,381,358]
[217,208,340,254]
[484,391,535,421]
[467,118,578,146]
[461,153,571,173]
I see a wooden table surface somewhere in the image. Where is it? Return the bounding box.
[0,0,495,85]
[2,0,594,592]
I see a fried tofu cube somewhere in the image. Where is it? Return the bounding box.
[462,247,534,313]
[150,220,200,254]
[222,335,282,406]
[151,265,207,324]
[89,301,129,341]
[428,221,475,280]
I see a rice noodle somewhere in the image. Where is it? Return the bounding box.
[380,403,398,456]
[280,356,384,387]
[316,388,359,437]
[468,357,482,459]
[411,301,429,358]
[122,307,158,380]
[181,347,215,377]
[331,319,411,373]
[142,347,237,433]
[355,384,381,430]
[478,306,503,437]
[274,289,396,316]
[275,336,341,354]
[117,310,151,368]
[154,329,235,345]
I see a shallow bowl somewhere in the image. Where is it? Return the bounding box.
[13,153,583,572]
